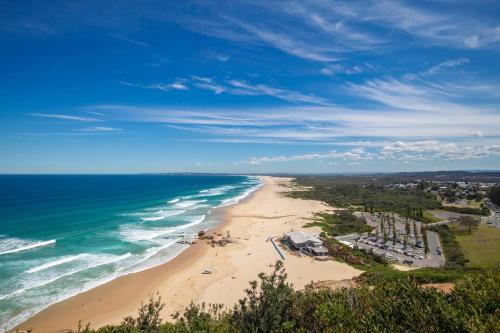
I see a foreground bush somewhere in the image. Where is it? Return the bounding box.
[79,262,499,333]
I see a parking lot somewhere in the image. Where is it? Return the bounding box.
[336,231,445,268]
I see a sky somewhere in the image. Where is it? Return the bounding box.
[1,0,500,174]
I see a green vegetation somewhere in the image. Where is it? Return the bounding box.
[489,185,500,206]
[456,224,500,268]
[423,210,446,223]
[304,210,373,236]
[358,265,464,285]
[77,262,499,333]
[442,205,490,216]
[291,176,441,222]
[427,225,467,270]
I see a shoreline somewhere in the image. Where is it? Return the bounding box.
[14,176,362,332]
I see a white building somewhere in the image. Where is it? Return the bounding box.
[285,231,328,256]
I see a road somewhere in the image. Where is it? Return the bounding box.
[425,230,445,267]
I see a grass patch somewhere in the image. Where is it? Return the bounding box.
[304,210,373,236]
[455,224,500,268]
[423,210,445,223]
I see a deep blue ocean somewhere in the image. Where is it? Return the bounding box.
[0,174,262,331]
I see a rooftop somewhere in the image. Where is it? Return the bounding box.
[286,231,322,245]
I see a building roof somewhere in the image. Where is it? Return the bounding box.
[310,245,328,254]
[286,231,322,245]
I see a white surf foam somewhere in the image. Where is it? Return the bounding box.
[174,199,207,208]
[140,209,186,222]
[120,214,205,243]
[167,198,180,204]
[1,253,132,301]
[118,239,179,273]
[177,215,206,230]
[0,237,56,256]
[216,182,263,208]
[26,254,88,273]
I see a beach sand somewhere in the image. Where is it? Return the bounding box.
[15,176,362,332]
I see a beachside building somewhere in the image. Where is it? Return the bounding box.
[285,231,328,256]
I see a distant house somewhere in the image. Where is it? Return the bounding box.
[285,231,328,256]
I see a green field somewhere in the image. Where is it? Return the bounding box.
[456,224,500,267]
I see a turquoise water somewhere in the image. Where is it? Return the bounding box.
[0,175,262,331]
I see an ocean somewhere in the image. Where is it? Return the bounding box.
[0,174,262,331]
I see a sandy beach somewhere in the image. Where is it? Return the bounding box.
[15,176,362,332]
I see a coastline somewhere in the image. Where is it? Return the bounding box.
[14,176,362,332]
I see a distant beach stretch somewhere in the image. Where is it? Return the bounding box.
[9,176,361,332]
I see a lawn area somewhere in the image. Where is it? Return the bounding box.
[455,224,500,267]
[423,210,446,223]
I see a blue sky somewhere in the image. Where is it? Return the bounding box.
[1,0,500,174]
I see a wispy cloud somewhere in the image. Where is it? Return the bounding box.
[320,63,373,76]
[77,126,122,132]
[109,33,149,47]
[121,76,330,105]
[423,58,470,76]
[168,1,500,63]
[28,113,101,122]
[120,80,188,91]
[87,69,500,143]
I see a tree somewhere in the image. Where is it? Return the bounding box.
[392,224,397,245]
[413,221,418,239]
[455,215,480,234]
[230,260,296,332]
[121,293,165,331]
[488,186,500,206]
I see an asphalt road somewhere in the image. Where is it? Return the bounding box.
[425,230,445,267]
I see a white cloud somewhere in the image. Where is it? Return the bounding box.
[170,1,500,63]
[380,141,500,161]
[109,33,149,47]
[237,147,374,165]
[77,126,122,132]
[423,58,470,76]
[120,80,188,91]
[28,113,101,122]
[122,76,329,105]
[320,63,366,76]
[237,140,500,166]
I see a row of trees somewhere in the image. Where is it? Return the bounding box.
[374,212,423,248]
